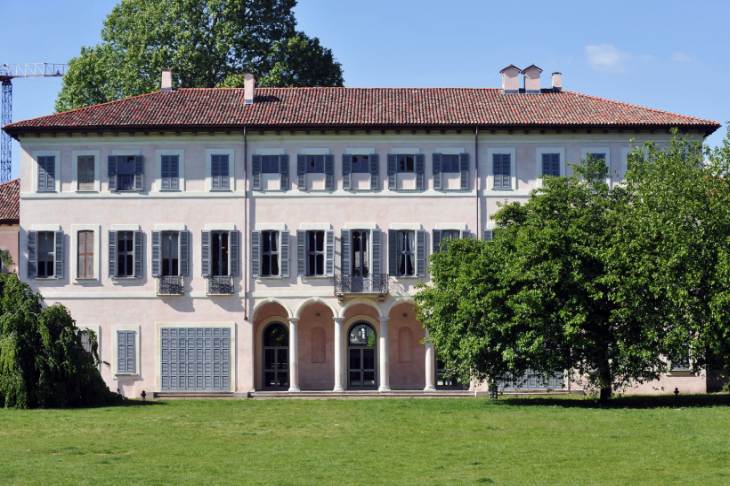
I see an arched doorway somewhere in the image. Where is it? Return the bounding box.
[348,322,377,389]
[263,323,289,390]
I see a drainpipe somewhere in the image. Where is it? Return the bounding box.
[243,126,248,320]
[474,127,480,238]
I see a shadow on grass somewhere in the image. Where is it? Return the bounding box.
[492,393,730,409]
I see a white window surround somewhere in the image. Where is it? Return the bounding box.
[111,148,143,156]
[433,223,468,231]
[204,223,236,232]
[71,224,101,281]
[435,147,466,155]
[298,223,332,231]
[344,148,376,155]
[255,148,286,156]
[342,222,378,230]
[255,223,287,232]
[486,148,517,191]
[389,223,423,230]
[205,148,235,192]
[153,223,187,232]
[29,224,61,232]
[112,325,141,377]
[390,148,421,154]
[71,150,101,192]
[154,149,185,192]
[300,148,330,155]
[110,224,141,232]
[536,147,566,184]
[32,150,61,193]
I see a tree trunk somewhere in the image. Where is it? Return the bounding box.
[597,356,612,404]
[599,386,612,403]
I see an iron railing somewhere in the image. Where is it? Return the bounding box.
[207,275,234,295]
[157,275,184,296]
[334,273,388,297]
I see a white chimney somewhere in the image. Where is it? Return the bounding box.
[161,70,173,91]
[522,65,543,93]
[244,73,256,105]
[551,72,563,91]
[499,65,521,93]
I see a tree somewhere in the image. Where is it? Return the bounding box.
[56,0,344,112]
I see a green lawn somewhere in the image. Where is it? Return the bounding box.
[2,396,730,485]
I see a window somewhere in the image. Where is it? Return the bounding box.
[306,230,325,276]
[261,155,280,174]
[395,230,415,277]
[79,329,94,354]
[210,154,231,191]
[37,231,55,278]
[541,153,561,177]
[261,230,280,277]
[37,155,56,192]
[351,155,370,173]
[433,229,461,253]
[109,155,143,192]
[211,231,230,276]
[116,330,137,375]
[351,230,369,277]
[493,153,512,190]
[116,231,135,278]
[77,155,96,191]
[303,155,325,173]
[440,154,460,173]
[77,230,94,279]
[397,155,415,173]
[160,155,180,191]
[117,156,137,191]
[161,231,179,276]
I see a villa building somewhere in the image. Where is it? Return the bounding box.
[0,178,20,273]
[4,66,720,397]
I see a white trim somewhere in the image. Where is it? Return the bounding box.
[110,224,141,231]
[433,223,468,231]
[71,150,101,192]
[389,223,423,230]
[298,223,333,231]
[580,146,611,185]
[435,147,466,155]
[255,223,287,232]
[112,325,141,377]
[154,149,185,192]
[536,147,566,185]
[255,148,286,156]
[29,224,61,232]
[205,148,235,192]
[344,147,376,155]
[70,224,100,281]
[111,148,143,156]
[203,223,236,231]
[153,223,187,232]
[299,148,330,155]
[390,148,421,154]
[342,222,378,230]
[486,148,517,191]
[21,191,244,200]
[32,150,61,193]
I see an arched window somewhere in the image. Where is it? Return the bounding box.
[263,323,288,389]
[348,322,376,389]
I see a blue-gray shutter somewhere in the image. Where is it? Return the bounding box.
[387,155,397,190]
[201,231,211,277]
[108,231,117,278]
[416,154,425,191]
[297,230,306,275]
[325,154,335,191]
[432,153,442,191]
[108,156,118,191]
[340,229,351,276]
[179,230,190,277]
[371,230,381,277]
[38,156,55,192]
[342,154,352,191]
[252,155,262,190]
[416,230,426,277]
[134,156,144,192]
[388,230,397,276]
[134,231,144,278]
[230,230,240,277]
[117,330,136,375]
[151,231,161,277]
[432,229,442,253]
[484,229,494,241]
[370,154,380,191]
[280,231,289,278]
[279,155,289,191]
[325,229,334,276]
[54,231,64,279]
[251,230,260,278]
[26,231,37,278]
[297,155,306,189]
[460,153,469,190]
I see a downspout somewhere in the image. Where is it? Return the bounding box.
[474,127,480,238]
[243,126,248,320]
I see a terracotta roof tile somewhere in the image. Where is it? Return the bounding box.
[0,179,19,224]
[4,87,720,135]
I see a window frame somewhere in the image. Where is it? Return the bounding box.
[396,154,416,174]
[160,230,181,277]
[72,150,101,192]
[206,149,235,192]
[350,154,371,174]
[113,326,140,377]
[536,147,566,185]
[35,230,57,279]
[395,229,416,277]
[260,230,281,278]
[210,230,231,277]
[487,148,516,191]
[581,147,611,185]
[71,224,100,281]
[305,229,326,277]
[33,150,61,193]
[440,154,461,173]
[155,149,185,192]
[115,230,137,279]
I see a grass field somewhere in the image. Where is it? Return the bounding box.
[2,396,730,485]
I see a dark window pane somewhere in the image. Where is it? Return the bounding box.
[441,154,460,173]
[542,153,561,177]
[261,231,279,277]
[116,156,137,191]
[351,155,370,173]
[116,231,135,277]
[397,155,415,173]
[305,155,324,173]
[77,156,96,191]
[37,231,55,278]
[261,156,280,174]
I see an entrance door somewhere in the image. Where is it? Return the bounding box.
[263,323,289,389]
[348,322,377,389]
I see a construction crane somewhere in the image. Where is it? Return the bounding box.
[1,63,67,182]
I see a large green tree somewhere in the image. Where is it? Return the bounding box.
[56,0,344,112]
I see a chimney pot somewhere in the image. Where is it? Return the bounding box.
[499,65,521,93]
[522,65,543,93]
[161,70,173,91]
[244,73,256,105]
[551,72,563,91]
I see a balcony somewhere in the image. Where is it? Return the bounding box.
[157,275,184,296]
[207,275,234,295]
[334,273,388,300]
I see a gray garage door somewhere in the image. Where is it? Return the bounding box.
[161,327,231,392]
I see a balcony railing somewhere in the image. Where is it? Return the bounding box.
[207,275,234,295]
[157,275,184,296]
[334,273,388,298]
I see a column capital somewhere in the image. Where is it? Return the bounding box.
[288,317,299,325]
[379,315,390,324]
[333,316,345,325]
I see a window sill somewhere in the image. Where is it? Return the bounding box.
[34,276,58,281]
[75,190,99,194]
[115,373,139,378]
[75,277,99,282]
[159,189,182,193]
[302,275,333,280]
[111,276,140,281]
[257,276,286,280]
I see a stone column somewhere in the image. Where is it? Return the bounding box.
[378,315,391,392]
[288,317,300,392]
[423,328,436,392]
[333,317,345,392]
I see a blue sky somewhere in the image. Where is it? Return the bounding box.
[2,0,728,178]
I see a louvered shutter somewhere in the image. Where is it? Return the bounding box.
[325,229,334,276]
[54,231,64,279]
[460,153,470,190]
[280,231,289,278]
[134,156,144,192]
[416,154,425,191]
[151,231,161,277]
[371,230,381,277]
[388,230,397,276]
[133,231,144,278]
[201,231,211,277]
[297,230,306,275]
[432,230,442,254]
[117,330,137,375]
[432,153,442,191]
[251,231,260,278]
[252,155,262,190]
[279,155,289,191]
[370,154,380,191]
[108,156,118,191]
[26,231,37,278]
[325,154,334,191]
[210,156,220,191]
[230,230,240,277]
[179,231,190,276]
[387,155,397,190]
[297,155,306,189]
[340,229,351,277]
[416,230,426,277]
[108,231,117,278]
[342,154,352,191]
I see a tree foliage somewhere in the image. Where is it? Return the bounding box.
[0,273,120,408]
[417,132,730,401]
[56,0,344,111]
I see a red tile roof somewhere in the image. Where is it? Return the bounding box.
[0,179,19,225]
[4,87,720,135]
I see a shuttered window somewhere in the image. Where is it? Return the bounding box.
[210,154,231,191]
[211,231,230,276]
[77,155,96,191]
[37,155,56,192]
[116,330,137,375]
[306,230,325,276]
[77,230,94,279]
[261,156,280,173]
[351,155,370,173]
[113,155,143,192]
[303,155,325,173]
[396,230,415,277]
[493,153,512,190]
[433,229,461,253]
[440,154,460,173]
[116,231,135,278]
[160,231,180,276]
[541,153,561,177]
[160,155,180,191]
[261,230,280,277]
